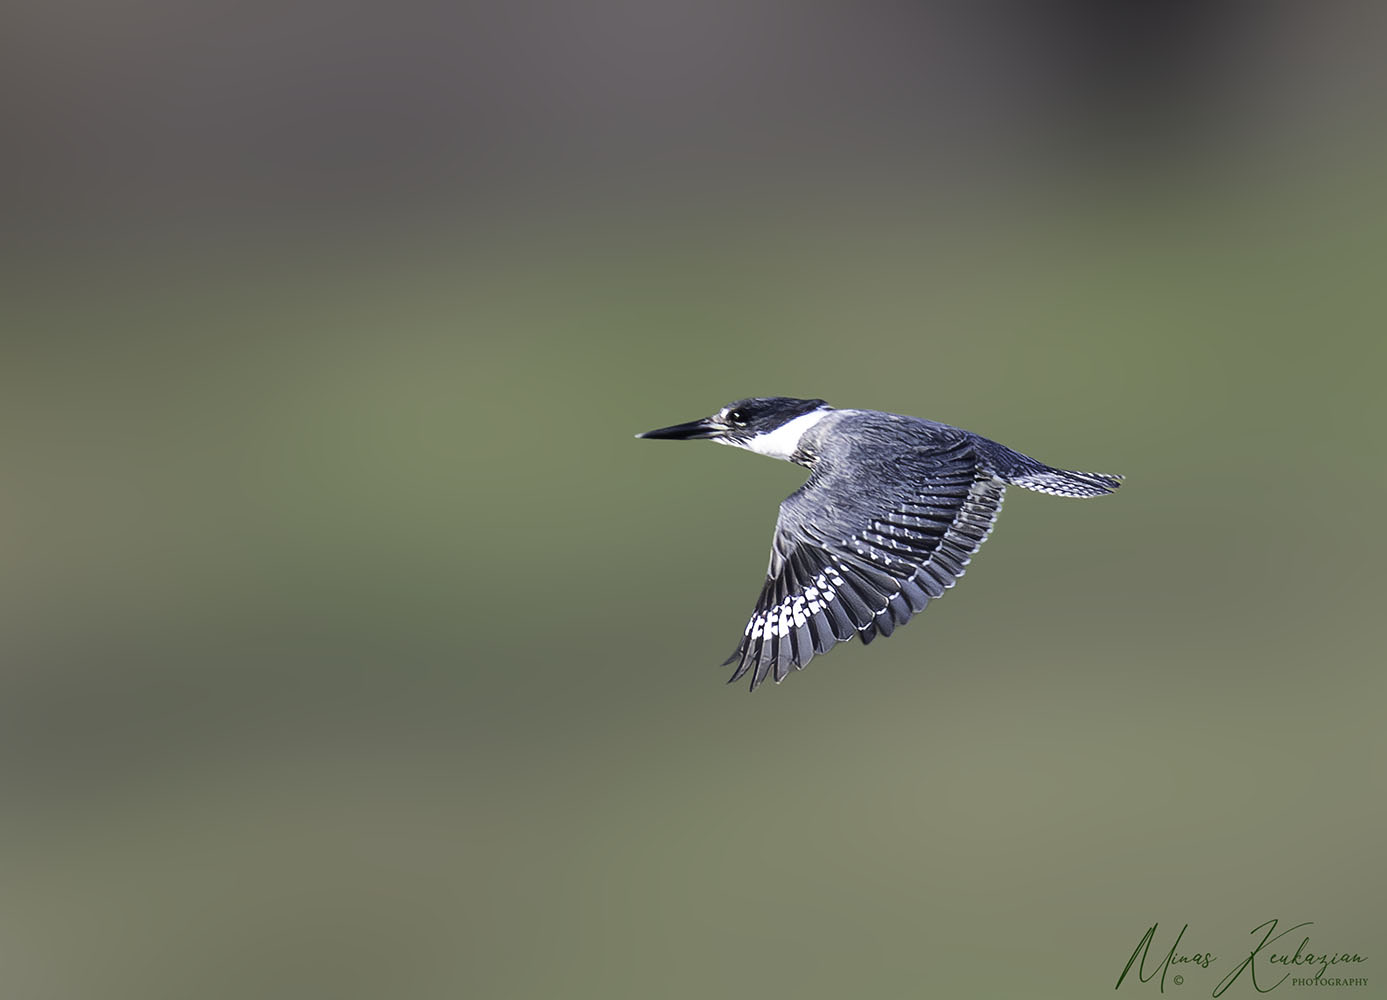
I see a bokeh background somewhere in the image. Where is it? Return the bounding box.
[4,3,1384,998]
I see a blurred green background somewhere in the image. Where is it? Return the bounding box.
[3,4,1384,998]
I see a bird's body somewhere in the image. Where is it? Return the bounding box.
[639,398,1121,689]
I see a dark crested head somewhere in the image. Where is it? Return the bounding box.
[637,397,831,456]
[715,396,829,434]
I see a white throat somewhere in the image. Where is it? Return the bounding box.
[733,409,830,461]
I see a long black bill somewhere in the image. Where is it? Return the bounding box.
[636,417,721,440]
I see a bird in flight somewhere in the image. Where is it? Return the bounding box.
[638,397,1121,689]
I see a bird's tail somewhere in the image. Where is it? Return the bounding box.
[977,439,1123,498]
[1006,467,1123,498]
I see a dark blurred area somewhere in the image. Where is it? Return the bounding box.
[9,2,1381,243]
[3,3,1384,998]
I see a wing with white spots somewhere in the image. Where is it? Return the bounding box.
[724,436,1006,689]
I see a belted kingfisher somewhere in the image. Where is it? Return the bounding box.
[638,397,1121,690]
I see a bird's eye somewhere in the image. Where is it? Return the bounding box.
[727,409,747,425]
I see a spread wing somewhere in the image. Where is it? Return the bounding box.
[724,437,1004,689]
